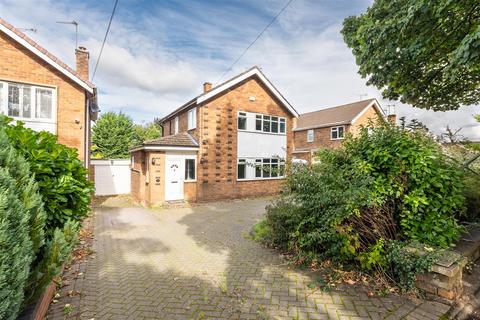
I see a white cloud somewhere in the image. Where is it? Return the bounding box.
[1,0,479,139]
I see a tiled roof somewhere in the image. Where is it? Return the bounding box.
[296,99,378,130]
[143,132,198,147]
[0,17,95,89]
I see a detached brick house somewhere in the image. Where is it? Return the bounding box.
[130,67,393,206]
[0,18,98,166]
[293,99,390,163]
[130,66,299,206]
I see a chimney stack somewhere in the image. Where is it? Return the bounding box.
[203,82,212,93]
[75,46,90,80]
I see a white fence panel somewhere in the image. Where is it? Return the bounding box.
[91,159,131,196]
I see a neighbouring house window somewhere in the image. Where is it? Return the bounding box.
[238,112,247,130]
[174,116,179,134]
[237,159,246,180]
[307,129,314,142]
[185,159,195,180]
[254,113,286,134]
[1,81,55,121]
[187,108,196,130]
[331,126,345,140]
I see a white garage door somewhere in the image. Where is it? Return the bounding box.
[92,159,131,196]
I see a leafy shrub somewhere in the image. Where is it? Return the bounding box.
[258,123,465,290]
[463,172,480,222]
[0,116,93,236]
[23,220,78,305]
[0,129,44,319]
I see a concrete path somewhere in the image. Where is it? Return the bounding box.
[47,198,450,319]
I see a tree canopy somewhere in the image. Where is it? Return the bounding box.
[342,0,480,111]
[92,112,162,159]
[92,112,135,159]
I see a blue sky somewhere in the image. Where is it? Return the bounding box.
[1,0,479,138]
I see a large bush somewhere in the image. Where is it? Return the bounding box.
[259,123,465,289]
[0,116,93,235]
[0,129,44,319]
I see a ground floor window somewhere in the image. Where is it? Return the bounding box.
[238,157,285,180]
[185,159,196,180]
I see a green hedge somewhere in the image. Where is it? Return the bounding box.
[0,129,44,319]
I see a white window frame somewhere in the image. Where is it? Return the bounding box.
[237,157,285,181]
[0,80,57,123]
[187,108,196,130]
[174,116,179,134]
[238,111,247,130]
[253,112,286,135]
[184,158,196,181]
[307,129,314,142]
[331,126,345,140]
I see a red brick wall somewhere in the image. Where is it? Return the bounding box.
[293,126,347,151]
[196,77,294,201]
[349,105,383,136]
[0,31,88,161]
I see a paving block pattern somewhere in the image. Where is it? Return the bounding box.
[47,198,451,319]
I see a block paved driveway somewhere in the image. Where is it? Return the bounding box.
[47,198,450,319]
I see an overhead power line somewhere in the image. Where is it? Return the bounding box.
[216,0,295,83]
[92,0,119,81]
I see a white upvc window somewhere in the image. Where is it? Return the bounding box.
[185,158,196,181]
[307,129,314,142]
[0,80,56,122]
[331,126,345,140]
[187,108,196,130]
[238,112,247,130]
[174,116,179,134]
[237,157,285,181]
[254,113,286,134]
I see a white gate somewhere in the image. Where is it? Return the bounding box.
[91,159,131,196]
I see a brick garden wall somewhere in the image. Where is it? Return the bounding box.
[0,32,88,161]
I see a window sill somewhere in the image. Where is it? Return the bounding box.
[330,138,345,141]
[11,117,55,124]
[237,129,286,136]
[184,179,197,183]
[237,177,285,182]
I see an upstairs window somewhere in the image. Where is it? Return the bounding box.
[254,113,286,134]
[174,116,179,134]
[185,159,196,180]
[331,126,345,140]
[187,108,196,130]
[307,129,314,142]
[238,112,247,130]
[0,81,55,121]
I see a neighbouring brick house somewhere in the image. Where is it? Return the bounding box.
[0,18,98,166]
[293,99,393,163]
[130,66,299,206]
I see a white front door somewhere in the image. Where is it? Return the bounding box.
[165,157,184,201]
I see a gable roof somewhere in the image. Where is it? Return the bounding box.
[294,99,385,131]
[160,66,299,122]
[0,17,95,94]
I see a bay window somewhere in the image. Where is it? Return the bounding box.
[0,81,55,122]
[237,157,285,180]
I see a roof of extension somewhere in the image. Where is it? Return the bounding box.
[0,17,95,93]
[131,133,199,152]
[160,66,299,122]
[295,99,385,131]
